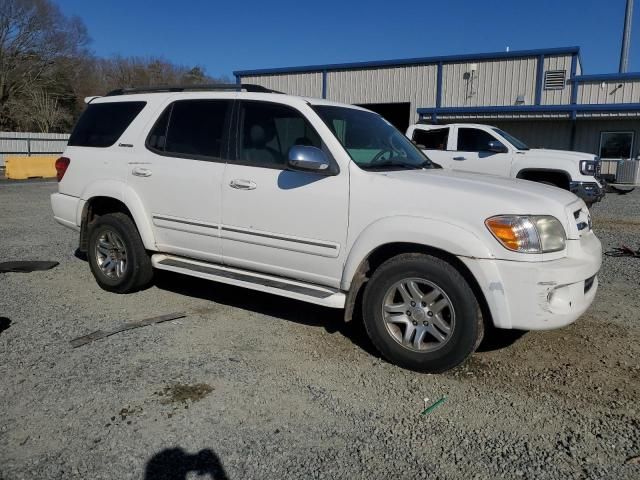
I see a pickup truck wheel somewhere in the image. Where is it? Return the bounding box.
[362,253,482,373]
[87,212,153,293]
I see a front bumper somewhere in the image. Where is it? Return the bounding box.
[570,181,605,204]
[460,232,602,330]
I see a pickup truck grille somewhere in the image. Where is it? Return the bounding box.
[594,158,602,178]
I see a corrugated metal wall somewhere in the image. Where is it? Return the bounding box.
[577,79,640,104]
[573,119,640,158]
[488,120,573,150]
[243,72,323,98]
[0,132,69,167]
[441,58,538,107]
[325,65,437,122]
[540,55,572,105]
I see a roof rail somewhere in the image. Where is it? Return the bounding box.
[104,83,281,96]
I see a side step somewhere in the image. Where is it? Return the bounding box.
[151,254,346,308]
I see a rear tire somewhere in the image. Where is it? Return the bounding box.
[87,212,153,293]
[362,253,483,373]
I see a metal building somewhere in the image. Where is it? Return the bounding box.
[234,46,640,161]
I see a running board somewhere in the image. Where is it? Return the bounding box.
[151,254,345,308]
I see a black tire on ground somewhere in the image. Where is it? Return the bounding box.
[362,253,483,373]
[87,212,153,293]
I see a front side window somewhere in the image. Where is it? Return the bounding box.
[237,101,322,168]
[599,131,634,159]
[456,128,499,152]
[312,106,430,170]
[69,101,146,148]
[412,128,449,150]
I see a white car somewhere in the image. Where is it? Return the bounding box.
[406,123,605,206]
[51,85,601,372]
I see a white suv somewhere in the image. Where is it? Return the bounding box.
[407,123,605,206]
[51,85,602,372]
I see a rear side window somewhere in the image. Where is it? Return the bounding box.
[412,128,449,150]
[148,100,230,159]
[68,102,146,147]
[456,128,497,152]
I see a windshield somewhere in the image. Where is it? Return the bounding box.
[492,128,529,150]
[312,105,432,170]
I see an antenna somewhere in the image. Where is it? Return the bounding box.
[619,0,634,73]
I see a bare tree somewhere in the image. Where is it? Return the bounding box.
[22,89,70,132]
[0,0,227,132]
[0,0,88,129]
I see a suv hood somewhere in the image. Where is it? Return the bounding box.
[383,168,578,206]
[359,168,584,239]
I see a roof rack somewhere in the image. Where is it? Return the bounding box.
[105,83,281,96]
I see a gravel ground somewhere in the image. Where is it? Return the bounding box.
[0,181,639,480]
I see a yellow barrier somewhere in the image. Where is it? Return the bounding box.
[5,155,58,180]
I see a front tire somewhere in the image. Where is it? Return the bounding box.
[362,253,483,373]
[87,212,153,293]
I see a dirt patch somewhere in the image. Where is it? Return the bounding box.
[593,217,640,228]
[153,383,213,405]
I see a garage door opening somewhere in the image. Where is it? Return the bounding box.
[355,102,411,133]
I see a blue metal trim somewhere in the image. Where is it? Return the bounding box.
[573,72,640,82]
[417,103,640,115]
[569,53,578,120]
[435,62,443,108]
[233,46,580,76]
[322,70,327,99]
[235,74,241,85]
[534,54,544,105]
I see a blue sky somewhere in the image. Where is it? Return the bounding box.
[56,0,639,78]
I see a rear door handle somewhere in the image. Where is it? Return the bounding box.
[452,156,466,161]
[132,167,152,177]
[229,179,256,190]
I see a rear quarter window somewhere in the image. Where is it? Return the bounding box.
[68,101,146,147]
[412,128,449,150]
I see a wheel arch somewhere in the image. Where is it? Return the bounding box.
[79,183,156,252]
[342,217,494,327]
[515,168,572,189]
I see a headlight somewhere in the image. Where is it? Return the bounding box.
[580,160,597,175]
[485,215,566,253]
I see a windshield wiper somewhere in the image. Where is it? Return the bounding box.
[362,160,429,171]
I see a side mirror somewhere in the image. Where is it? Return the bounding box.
[487,140,508,153]
[287,146,332,174]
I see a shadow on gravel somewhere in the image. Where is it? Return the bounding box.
[154,271,380,357]
[144,447,228,479]
[0,317,11,335]
[476,326,528,352]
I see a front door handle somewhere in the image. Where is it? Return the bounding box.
[132,167,152,177]
[229,179,256,190]
[452,156,466,161]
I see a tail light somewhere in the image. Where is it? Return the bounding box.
[55,157,70,182]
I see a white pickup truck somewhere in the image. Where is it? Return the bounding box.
[51,87,602,373]
[407,123,605,206]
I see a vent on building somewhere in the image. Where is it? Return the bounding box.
[544,70,566,90]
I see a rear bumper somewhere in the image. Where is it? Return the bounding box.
[51,192,81,231]
[460,233,602,330]
[570,181,605,204]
